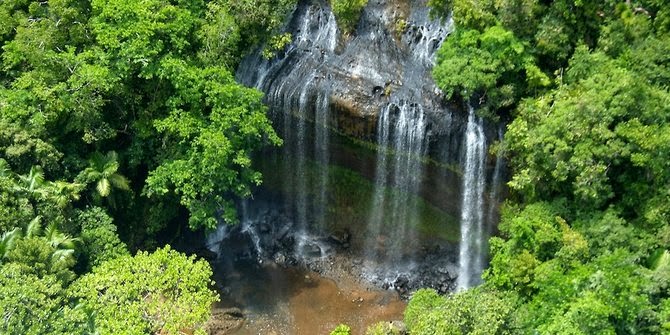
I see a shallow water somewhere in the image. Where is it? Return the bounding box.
[213,260,406,335]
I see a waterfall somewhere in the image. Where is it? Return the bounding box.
[487,127,504,236]
[457,106,487,290]
[314,90,330,233]
[295,81,310,238]
[230,1,506,292]
[206,224,230,258]
[240,200,264,260]
[366,101,428,276]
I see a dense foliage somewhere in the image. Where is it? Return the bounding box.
[4,0,669,333]
[0,0,292,333]
[409,0,670,334]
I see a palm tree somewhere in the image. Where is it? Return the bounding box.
[44,222,80,251]
[0,159,9,178]
[13,166,48,200]
[0,216,45,263]
[77,151,130,207]
[47,180,83,209]
[0,228,21,263]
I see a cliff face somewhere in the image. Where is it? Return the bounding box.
[237,0,455,140]
[232,0,506,291]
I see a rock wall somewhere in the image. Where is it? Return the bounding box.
[232,0,507,292]
[237,0,460,139]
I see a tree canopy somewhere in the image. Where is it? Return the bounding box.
[0,0,293,333]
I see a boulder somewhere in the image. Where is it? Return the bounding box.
[205,308,245,335]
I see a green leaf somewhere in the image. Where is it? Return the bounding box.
[96,179,111,198]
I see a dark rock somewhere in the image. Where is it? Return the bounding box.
[224,308,244,319]
[328,229,351,246]
[394,274,409,288]
[280,235,295,249]
[303,242,322,258]
[259,222,272,234]
[205,307,245,335]
[195,248,218,262]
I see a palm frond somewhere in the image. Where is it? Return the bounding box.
[45,223,80,249]
[0,159,10,178]
[89,152,107,172]
[97,178,111,197]
[0,228,22,260]
[108,174,130,191]
[25,215,42,238]
[26,166,45,193]
[51,248,75,267]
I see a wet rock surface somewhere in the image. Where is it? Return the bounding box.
[205,308,245,335]
[236,0,462,141]
[206,201,460,300]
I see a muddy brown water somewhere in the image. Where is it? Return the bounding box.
[212,260,406,335]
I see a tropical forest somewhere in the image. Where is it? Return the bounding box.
[0,0,669,334]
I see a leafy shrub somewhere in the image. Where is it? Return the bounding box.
[331,0,368,34]
[330,324,352,335]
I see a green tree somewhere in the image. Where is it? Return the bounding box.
[428,2,670,333]
[331,0,369,34]
[69,246,219,335]
[144,60,281,229]
[197,2,242,68]
[0,263,87,335]
[75,207,129,270]
[405,288,517,335]
[223,0,297,54]
[330,324,352,335]
[433,25,549,112]
[6,236,76,283]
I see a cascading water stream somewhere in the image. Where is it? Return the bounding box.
[457,106,488,290]
[206,224,230,259]
[240,200,264,259]
[487,127,504,236]
[247,7,337,258]
[294,80,310,253]
[314,89,330,233]
[365,101,427,277]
